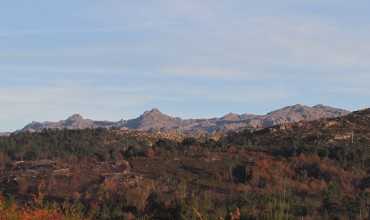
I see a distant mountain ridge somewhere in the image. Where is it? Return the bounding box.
[20,104,350,134]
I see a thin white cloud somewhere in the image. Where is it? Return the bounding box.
[160,67,244,78]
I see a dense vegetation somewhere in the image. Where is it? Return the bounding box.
[1,109,370,219]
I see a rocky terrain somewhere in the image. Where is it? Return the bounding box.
[20,104,349,134]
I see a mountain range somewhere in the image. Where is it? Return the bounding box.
[19,104,350,134]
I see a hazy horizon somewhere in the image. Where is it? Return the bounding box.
[1,1,370,131]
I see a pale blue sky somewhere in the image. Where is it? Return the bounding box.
[1,0,370,131]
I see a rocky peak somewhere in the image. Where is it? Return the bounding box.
[291,104,305,109]
[267,104,306,115]
[284,104,307,111]
[142,108,163,116]
[221,113,241,121]
[139,108,176,122]
[66,114,84,122]
[312,104,326,109]
[63,114,95,130]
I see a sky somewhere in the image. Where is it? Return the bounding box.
[1,0,370,131]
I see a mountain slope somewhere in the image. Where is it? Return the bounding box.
[20,104,350,133]
[226,108,370,148]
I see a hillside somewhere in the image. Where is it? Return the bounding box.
[226,108,370,148]
[1,108,370,219]
[20,104,349,134]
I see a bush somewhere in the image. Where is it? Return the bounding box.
[182,137,198,146]
[231,165,252,184]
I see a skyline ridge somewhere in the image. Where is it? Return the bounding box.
[0,103,356,132]
[25,103,350,122]
[15,103,350,134]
